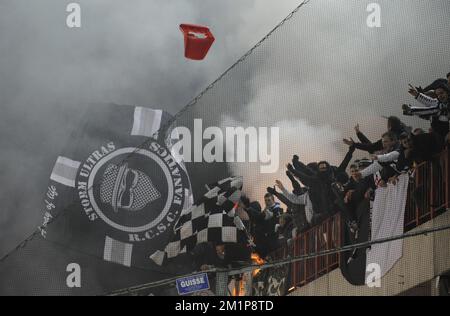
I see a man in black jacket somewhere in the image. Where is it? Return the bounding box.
[342,164,375,234]
[246,199,279,258]
[286,145,355,218]
[275,213,296,249]
[287,161,332,218]
[407,131,444,163]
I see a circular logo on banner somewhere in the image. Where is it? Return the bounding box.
[76,140,190,244]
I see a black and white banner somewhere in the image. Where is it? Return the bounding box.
[150,176,244,265]
[0,102,237,295]
[252,265,290,296]
[340,199,371,286]
[40,103,193,269]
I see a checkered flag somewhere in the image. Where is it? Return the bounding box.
[150,176,245,265]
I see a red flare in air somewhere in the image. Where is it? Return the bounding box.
[180,24,215,60]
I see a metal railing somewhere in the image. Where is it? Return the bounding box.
[271,213,341,290]
[405,148,449,229]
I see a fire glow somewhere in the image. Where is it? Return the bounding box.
[251,252,265,277]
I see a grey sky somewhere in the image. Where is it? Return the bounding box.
[0,0,449,259]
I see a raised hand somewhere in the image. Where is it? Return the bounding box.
[286,163,294,172]
[267,186,276,195]
[343,138,355,146]
[408,84,419,98]
[275,180,285,191]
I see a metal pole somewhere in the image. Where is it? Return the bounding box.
[215,271,229,296]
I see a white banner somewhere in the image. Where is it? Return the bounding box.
[366,173,409,284]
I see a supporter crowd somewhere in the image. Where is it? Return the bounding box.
[190,72,450,272]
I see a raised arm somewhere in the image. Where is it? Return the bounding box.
[280,187,306,205]
[359,161,383,178]
[415,93,440,108]
[375,150,400,163]
[402,103,440,118]
[353,139,383,154]
[422,78,447,92]
[286,170,303,194]
[408,84,439,108]
[354,124,371,144]
[287,163,317,187]
[337,145,355,172]
[292,156,315,176]
[267,186,294,208]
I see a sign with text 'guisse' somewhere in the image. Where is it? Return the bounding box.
[176,273,210,295]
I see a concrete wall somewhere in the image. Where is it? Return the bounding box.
[289,210,450,296]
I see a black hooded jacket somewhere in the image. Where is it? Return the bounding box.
[288,147,354,215]
[288,161,334,215]
[246,201,278,257]
[409,132,445,163]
